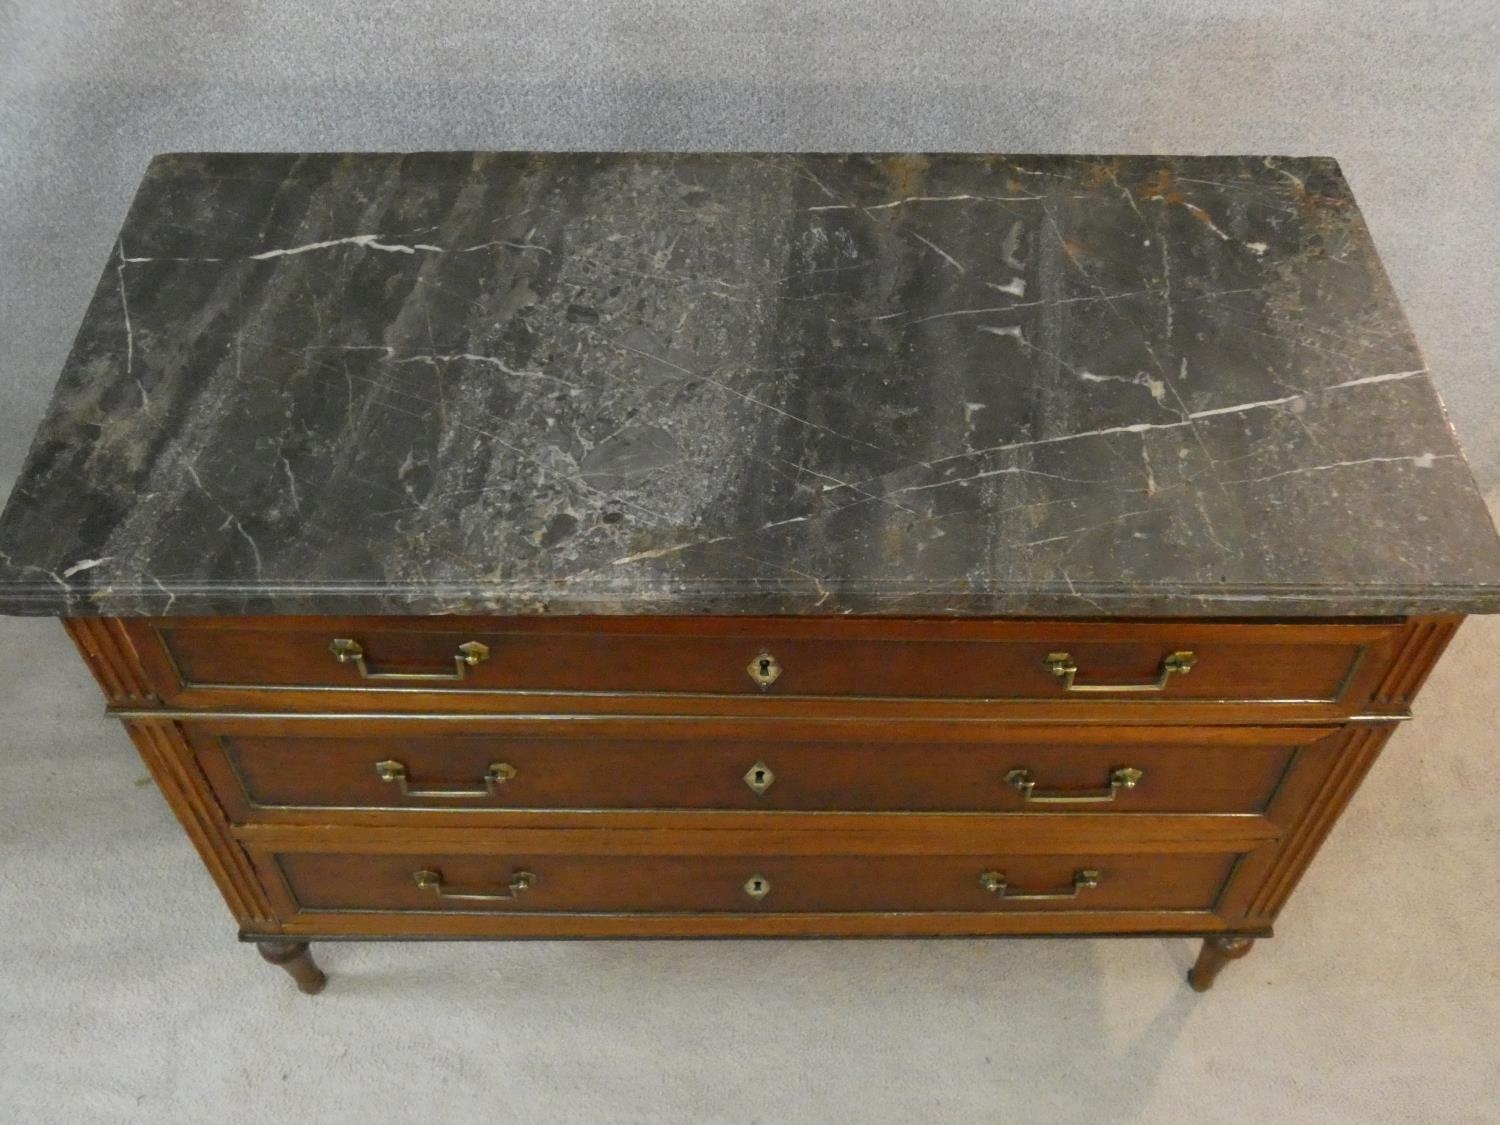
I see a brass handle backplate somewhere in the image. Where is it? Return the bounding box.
[377,759,516,799]
[329,637,490,681]
[747,651,782,691]
[979,869,1100,901]
[1005,766,1143,804]
[1044,650,1196,693]
[413,868,536,902]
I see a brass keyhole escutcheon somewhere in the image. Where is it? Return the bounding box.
[743,874,772,900]
[747,651,782,690]
[743,760,775,796]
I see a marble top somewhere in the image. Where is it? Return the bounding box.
[1,151,1497,618]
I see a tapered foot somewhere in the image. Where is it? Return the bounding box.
[1188,935,1255,991]
[256,941,327,994]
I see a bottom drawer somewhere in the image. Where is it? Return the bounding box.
[267,850,1239,916]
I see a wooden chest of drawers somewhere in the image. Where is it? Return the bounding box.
[5,152,1500,996]
[66,611,1456,989]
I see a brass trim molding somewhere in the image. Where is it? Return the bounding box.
[106,707,1412,723]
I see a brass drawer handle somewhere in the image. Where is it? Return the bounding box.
[329,637,490,681]
[377,759,516,798]
[979,869,1100,901]
[1005,766,1143,804]
[413,868,536,902]
[1044,650,1195,693]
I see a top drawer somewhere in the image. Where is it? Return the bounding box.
[128,616,1409,715]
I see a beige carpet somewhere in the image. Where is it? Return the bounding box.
[1,546,1496,1123]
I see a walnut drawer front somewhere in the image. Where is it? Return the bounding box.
[137,616,1405,712]
[264,849,1239,917]
[187,719,1327,821]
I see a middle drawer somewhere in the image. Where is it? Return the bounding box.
[181,717,1334,823]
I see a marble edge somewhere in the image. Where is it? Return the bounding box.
[144,150,1348,162]
[0,578,1496,619]
[134,151,1353,207]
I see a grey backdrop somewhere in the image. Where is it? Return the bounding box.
[2,4,1497,1124]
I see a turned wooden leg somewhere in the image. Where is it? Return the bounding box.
[1188,935,1255,992]
[256,941,327,994]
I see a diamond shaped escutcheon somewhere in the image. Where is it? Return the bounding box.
[743,760,775,795]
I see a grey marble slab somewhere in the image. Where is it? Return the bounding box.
[0,152,1497,618]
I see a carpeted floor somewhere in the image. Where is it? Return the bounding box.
[1,3,1497,1122]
